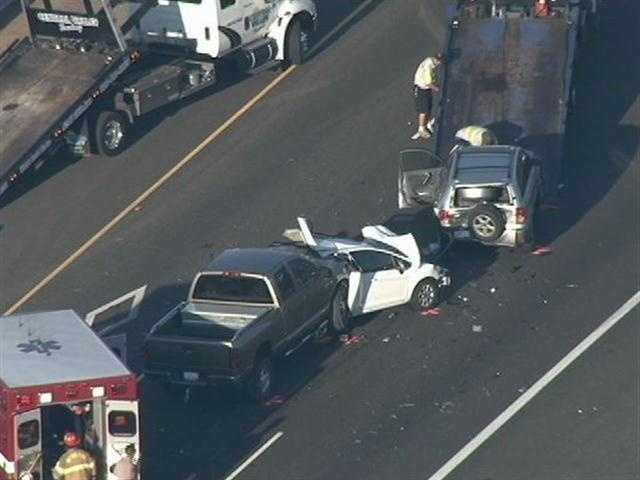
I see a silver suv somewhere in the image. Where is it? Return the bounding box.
[398,146,542,248]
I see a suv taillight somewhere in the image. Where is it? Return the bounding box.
[516,207,528,225]
[438,209,455,226]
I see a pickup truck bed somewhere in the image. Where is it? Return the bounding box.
[0,39,127,189]
[436,13,578,196]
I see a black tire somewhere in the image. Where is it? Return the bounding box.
[410,278,440,310]
[95,110,127,156]
[246,354,274,403]
[469,204,505,242]
[330,282,352,334]
[282,18,307,68]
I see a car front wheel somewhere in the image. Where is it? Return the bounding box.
[411,278,439,310]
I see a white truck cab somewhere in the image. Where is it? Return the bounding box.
[138,0,317,64]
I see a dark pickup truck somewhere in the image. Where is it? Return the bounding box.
[144,246,350,402]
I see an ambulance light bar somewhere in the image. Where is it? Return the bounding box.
[92,386,105,398]
[39,392,53,404]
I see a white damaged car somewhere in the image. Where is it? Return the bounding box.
[280,218,451,318]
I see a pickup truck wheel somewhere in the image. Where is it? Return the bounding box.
[95,110,127,156]
[330,283,351,334]
[282,18,308,68]
[247,355,274,403]
[411,278,439,310]
[469,204,505,242]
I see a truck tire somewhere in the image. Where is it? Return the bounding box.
[246,354,274,403]
[469,204,505,242]
[95,110,127,156]
[410,278,439,311]
[330,282,351,334]
[282,18,308,68]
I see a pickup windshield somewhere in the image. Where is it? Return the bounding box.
[192,274,275,305]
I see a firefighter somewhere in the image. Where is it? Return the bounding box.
[454,125,497,147]
[52,432,96,480]
[110,444,139,480]
[412,53,445,140]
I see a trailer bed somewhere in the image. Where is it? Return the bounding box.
[437,14,577,194]
[0,39,126,184]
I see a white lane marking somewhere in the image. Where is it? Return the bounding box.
[85,284,147,335]
[307,0,377,57]
[426,291,640,480]
[224,431,284,480]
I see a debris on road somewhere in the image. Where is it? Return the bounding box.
[264,395,287,407]
[340,334,365,346]
[420,307,442,316]
[382,337,391,343]
[399,403,416,408]
[518,387,526,393]
[566,283,578,288]
[472,324,483,333]
[531,246,553,256]
[489,287,497,293]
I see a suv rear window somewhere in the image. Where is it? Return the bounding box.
[453,186,511,207]
[192,274,274,305]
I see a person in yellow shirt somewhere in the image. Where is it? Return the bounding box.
[454,125,497,147]
[412,53,445,140]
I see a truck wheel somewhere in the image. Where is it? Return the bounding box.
[247,355,274,403]
[95,110,127,156]
[330,282,352,334]
[469,204,505,242]
[410,278,439,311]
[282,18,309,68]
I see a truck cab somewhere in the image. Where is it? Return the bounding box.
[136,0,317,63]
[0,311,140,480]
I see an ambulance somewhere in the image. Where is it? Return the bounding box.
[0,311,140,480]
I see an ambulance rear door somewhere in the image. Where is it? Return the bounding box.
[104,400,140,480]
[15,409,42,480]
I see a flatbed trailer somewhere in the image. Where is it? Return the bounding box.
[435,0,592,198]
[0,36,130,197]
[0,0,318,201]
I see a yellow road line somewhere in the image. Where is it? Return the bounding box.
[3,65,296,316]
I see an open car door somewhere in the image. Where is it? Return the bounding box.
[398,149,445,209]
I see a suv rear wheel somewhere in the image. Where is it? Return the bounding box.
[469,204,505,242]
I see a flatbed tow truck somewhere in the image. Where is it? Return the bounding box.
[399,0,599,247]
[0,310,140,480]
[0,0,317,200]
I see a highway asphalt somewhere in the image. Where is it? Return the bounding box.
[0,1,638,479]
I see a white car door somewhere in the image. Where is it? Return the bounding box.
[349,250,410,314]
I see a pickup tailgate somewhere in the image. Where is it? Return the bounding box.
[145,335,234,379]
[145,303,271,381]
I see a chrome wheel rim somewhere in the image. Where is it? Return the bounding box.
[416,282,436,308]
[104,120,123,151]
[472,214,496,238]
